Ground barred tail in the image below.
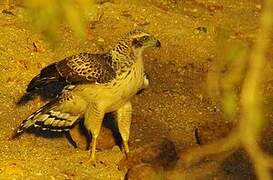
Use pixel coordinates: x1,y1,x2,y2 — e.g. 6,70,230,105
11,102,53,139
11,100,81,139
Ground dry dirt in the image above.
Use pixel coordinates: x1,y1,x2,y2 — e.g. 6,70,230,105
1,0,273,179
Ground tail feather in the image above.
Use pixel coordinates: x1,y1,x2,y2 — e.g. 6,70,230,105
11,101,81,139
11,102,52,139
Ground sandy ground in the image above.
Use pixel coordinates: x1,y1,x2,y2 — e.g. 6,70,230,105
1,0,273,179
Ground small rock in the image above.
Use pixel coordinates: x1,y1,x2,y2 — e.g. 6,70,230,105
255,4,262,10
126,163,163,180
119,138,178,171
96,0,113,4
68,122,116,150
97,126,116,150
121,10,132,17
194,121,234,145
2,161,24,176
97,37,105,44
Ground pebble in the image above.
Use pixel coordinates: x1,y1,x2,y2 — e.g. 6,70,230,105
119,138,178,171
126,163,163,180
255,4,262,9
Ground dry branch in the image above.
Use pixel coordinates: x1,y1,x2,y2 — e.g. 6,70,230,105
183,1,273,179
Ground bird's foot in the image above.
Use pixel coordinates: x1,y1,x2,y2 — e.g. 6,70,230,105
87,148,98,167
123,141,130,156
87,158,97,167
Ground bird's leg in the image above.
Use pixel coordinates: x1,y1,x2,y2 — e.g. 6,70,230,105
90,135,98,162
116,101,132,155
84,103,104,164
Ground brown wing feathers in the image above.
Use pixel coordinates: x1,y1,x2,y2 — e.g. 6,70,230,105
27,63,63,92
17,53,115,105
56,53,116,83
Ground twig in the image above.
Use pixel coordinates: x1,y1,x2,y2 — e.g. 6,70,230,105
182,1,273,179
239,0,273,179
182,131,240,167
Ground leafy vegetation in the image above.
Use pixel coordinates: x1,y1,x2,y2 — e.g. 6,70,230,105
24,0,96,42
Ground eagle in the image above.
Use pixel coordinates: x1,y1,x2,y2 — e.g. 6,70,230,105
12,29,161,163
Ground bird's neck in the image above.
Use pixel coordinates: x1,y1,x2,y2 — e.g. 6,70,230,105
110,44,143,74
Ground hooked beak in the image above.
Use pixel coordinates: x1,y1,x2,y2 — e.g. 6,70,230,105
149,36,161,48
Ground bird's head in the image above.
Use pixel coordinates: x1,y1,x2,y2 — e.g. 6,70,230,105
127,29,161,50
112,29,161,57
